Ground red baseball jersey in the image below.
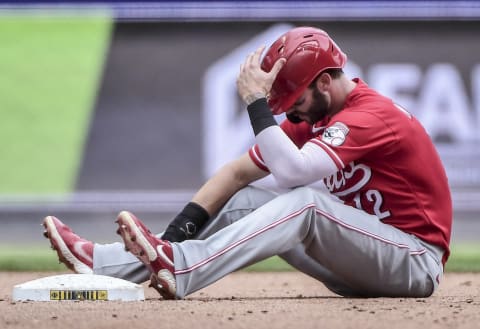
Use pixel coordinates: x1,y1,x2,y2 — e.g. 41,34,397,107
249,79,452,263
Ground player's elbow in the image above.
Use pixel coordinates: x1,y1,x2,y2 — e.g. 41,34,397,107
271,166,308,189
275,176,305,189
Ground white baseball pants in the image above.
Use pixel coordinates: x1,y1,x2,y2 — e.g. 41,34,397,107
93,186,444,298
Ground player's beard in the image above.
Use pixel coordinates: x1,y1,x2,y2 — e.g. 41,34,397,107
304,87,330,125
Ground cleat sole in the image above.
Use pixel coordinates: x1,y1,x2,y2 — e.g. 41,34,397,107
42,216,93,274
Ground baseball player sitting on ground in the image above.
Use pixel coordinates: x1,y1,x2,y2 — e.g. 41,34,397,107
43,26,452,300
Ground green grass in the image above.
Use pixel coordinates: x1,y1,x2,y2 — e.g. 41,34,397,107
244,256,294,272
444,243,480,273
0,16,112,193
0,243,478,273
0,245,65,272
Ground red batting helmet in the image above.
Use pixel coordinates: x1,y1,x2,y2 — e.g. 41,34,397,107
261,27,347,115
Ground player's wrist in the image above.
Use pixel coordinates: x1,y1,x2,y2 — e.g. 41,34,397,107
247,98,277,135
161,202,210,242
244,92,267,105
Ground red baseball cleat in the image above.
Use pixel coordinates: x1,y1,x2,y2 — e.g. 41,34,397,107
115,210,176,299
43,216,94,274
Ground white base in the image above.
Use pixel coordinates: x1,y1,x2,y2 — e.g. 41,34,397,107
12,274,145,302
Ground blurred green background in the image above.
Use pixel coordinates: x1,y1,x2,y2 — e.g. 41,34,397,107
0,17,111,193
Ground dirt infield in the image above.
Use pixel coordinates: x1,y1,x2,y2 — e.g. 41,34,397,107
1,271,479,329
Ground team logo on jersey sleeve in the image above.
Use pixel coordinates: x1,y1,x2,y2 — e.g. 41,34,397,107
322,122,349,146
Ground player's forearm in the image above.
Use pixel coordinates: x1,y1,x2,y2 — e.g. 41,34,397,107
192,154,267,216
191,170,247,216
190,175,239,217
161,153,267,242
247,99,337,188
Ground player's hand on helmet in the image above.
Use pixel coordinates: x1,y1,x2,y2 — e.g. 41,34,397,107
237,46,286,105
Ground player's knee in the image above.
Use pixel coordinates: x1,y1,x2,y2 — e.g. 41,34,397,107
224,186,277,213
287,186,323,202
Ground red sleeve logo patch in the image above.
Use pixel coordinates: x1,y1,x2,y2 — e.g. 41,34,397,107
322,122,349,146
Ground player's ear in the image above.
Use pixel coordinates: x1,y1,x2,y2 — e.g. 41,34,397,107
316,72,332,92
